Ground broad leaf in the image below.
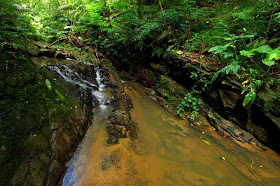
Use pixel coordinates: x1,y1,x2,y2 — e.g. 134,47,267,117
209,43,231,54
243,93,251,106
223,52,234,58
240,49,256,57
243,91,256,106
267,47,280,60
256,45,272,54
262,59,275,66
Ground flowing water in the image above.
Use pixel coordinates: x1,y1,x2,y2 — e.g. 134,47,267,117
59,80,280,186
47,63,112,185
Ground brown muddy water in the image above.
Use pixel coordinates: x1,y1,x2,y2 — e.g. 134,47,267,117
63,82,280,186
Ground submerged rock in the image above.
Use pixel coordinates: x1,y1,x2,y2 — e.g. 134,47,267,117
101,149,121,170
100,61,136,143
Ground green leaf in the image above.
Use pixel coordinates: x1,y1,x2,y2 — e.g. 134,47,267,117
223,52,234,58
176,50,184,55
209,43,231,54
255,80,262,86
240,50,256,58
243,91,257,106
210,72,219,83
243,93,252,106
249,68,257,75
241,84,250,94
223,37,233,41
45,79,52,90
267,47,280,60
267,52,278,60
251,91,256,104
262,59,275,66
274,12,280,19
239,34,255,39
256,45,272,54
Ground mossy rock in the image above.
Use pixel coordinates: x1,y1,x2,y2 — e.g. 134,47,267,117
156,75,187,104
150,63,169,75
257,90,280,115
0,53,86,185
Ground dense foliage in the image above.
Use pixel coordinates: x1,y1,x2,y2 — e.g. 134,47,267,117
1,0,279,132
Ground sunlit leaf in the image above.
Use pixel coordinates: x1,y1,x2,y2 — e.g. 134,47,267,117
262,59,275,66
267,47,280,60
224,37,233,41
219,156,226,160
256,45,272,54
203,139,211,146
242,80,249,86
45,79,52,90
240,49,256,57
176,50,184,55
243,94,251,106
243,91,256,106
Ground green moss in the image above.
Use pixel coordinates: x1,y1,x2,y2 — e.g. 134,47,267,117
156,75,187,105
258,90,280,114
0,52,80,184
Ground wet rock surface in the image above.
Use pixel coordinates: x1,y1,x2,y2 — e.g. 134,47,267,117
204,78,280,153
4,57,102,186
100,61,137,144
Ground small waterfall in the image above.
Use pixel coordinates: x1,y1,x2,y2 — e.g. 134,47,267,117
51,63,111,186
49,65,96,90
92,68,107,110
49,64,107,108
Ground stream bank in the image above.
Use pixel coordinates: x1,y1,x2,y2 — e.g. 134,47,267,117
112,53,280,154
61,81,280,185
0,43,135,185
1,40,279,185
1,53,94,185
